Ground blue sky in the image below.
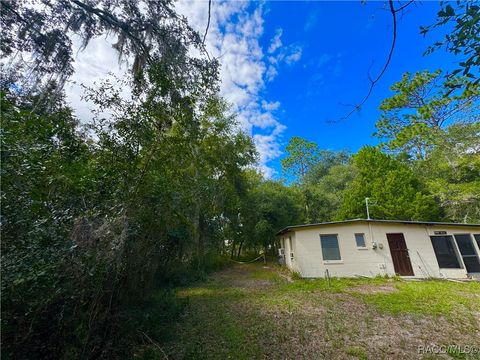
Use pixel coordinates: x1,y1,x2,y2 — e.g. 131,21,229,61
67,1,456,178
258,1,455,177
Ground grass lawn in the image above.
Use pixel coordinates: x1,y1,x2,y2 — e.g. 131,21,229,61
135,263,480,360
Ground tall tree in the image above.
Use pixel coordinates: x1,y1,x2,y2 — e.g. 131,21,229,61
303,150,350,185
1,0,215,88
375,70,479,159
281,136,320,221
338,147,441,221
308,164,356,223
237,175,304,257
281,136,320,180
0,1,248,358
415,122,480,222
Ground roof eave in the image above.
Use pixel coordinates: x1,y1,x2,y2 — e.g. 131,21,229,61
275,218,480,236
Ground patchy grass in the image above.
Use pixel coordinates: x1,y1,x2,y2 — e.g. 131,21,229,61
360,280,480,318
135,263,480,360
346,346,368,360
280,274,392,293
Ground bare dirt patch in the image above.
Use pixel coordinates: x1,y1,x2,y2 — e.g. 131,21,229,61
211,264,276,290
159,263,480,360
350,284,398,294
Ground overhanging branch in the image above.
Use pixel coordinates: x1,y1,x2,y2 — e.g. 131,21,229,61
339,0,415,121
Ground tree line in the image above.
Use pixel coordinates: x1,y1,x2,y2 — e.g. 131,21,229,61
1,1,478,359
281,70,479,225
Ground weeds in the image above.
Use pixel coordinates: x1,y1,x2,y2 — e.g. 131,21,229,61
135,264,480,359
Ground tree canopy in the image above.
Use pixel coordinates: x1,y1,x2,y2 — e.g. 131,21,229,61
1,1,479,359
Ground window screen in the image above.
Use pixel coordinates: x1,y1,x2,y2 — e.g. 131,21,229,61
455,234,476,255
430,235,461,268
454,234,480,273
355,233,366,248
473,234,480,251
320,234,341,261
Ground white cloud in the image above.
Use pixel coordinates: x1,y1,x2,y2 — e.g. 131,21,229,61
285,46,303,65
265,38,303,82
265,65,278,82
268,28,283,54
253,133,283,178
66,35,130,123
65,1,290,178
261,100,281,111
176,0,287,177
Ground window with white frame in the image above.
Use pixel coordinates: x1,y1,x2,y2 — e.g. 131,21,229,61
355,233,366,248
320,234,341,261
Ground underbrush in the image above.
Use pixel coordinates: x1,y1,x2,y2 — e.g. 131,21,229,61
157,254,231,286
129,255,234,359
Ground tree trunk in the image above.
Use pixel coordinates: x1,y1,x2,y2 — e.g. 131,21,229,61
230,239,236,259
193,201,202,271
236,240,244,260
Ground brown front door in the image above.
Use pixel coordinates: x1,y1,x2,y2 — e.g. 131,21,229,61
387,233,414,276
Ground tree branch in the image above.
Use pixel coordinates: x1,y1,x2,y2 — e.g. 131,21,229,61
203,0,212,45
339,0,415,121
394,0,415,14
69,0,152,62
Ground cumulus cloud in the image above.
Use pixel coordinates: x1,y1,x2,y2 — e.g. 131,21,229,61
253,134,283,178
265,65,278,82
261,100,281,111
65,1,294,177
66,35,129,123
265,36,303,82
175,0,288,176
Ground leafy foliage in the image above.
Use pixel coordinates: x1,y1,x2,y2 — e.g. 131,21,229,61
2,1,480,359
0,1,248,358
415,123,480,222
1,0,215,88
421,1,480,83
281,136,320,180
307,163,356,222
1,76,257,358
337,147,441,221
375,70,479,158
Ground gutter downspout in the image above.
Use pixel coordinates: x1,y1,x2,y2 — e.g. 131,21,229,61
367,220,374,248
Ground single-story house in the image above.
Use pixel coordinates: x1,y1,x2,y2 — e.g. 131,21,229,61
276,219,480,279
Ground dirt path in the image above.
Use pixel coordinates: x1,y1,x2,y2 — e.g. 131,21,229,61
149,263,480,360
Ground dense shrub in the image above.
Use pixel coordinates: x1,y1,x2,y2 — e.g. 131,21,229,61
0,81,255,358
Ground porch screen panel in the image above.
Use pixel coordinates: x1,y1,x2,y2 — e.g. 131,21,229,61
455,234,480,273
430,235,461,268
474,234,480,250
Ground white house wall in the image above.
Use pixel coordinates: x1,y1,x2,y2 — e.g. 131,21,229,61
282,222,480,279
282,233,300,272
